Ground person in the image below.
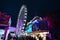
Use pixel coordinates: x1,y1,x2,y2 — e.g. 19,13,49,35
7,33,12,40
37,34,42,40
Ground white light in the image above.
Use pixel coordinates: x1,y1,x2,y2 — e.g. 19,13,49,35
23,24,25,26
27,21,32,25
21,30,24,32
25,32,28,36
9,17,11,27
22,27,24,29
24,13,27,15
35,36,39,40
43,32,49,34
32,35,35,38
43,37,46,40
24,16,27,18
5,30,10,40
25,9,27,12
24,20,26,22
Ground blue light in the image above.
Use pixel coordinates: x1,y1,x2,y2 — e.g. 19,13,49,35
25,23,32,33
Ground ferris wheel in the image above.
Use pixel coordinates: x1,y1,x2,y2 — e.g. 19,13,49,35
16,5,27,35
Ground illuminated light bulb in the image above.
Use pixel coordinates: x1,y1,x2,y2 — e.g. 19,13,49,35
24,16,27,18
22,27,24,29
25,9,27,12
23,20,26,22
24,13,27,15
23,24,25,26
21,30,24,32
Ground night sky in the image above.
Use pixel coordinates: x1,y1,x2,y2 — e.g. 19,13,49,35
0,0,60,27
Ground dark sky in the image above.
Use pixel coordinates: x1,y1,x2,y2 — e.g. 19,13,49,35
0,0,60,27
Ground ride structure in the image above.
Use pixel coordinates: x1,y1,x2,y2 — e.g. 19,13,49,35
16,5,27,37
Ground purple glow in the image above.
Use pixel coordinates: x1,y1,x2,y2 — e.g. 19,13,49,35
47,33,51,39
9,27,16,31
44,16,53,29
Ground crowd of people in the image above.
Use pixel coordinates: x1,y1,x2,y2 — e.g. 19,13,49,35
7,34,51,40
